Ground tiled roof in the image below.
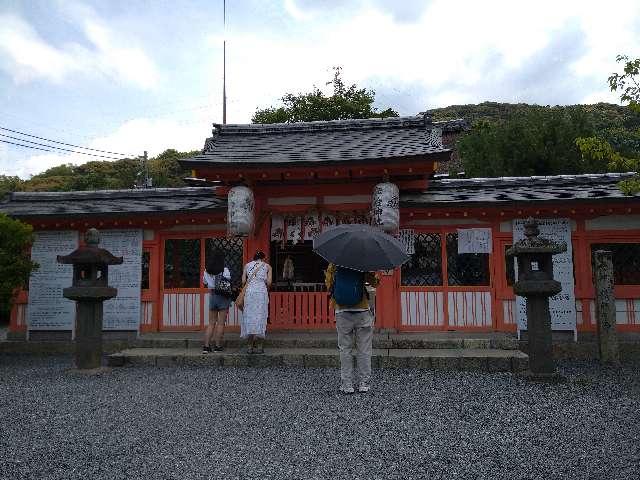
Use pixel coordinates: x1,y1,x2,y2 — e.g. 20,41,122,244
2,173,636,220
401,173,638,207
0,187,224,219
182,115,467,167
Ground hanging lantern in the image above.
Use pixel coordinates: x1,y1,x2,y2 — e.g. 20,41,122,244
227,186,254,237
371,182,399,233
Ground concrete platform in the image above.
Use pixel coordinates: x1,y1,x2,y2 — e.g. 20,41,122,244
107,346,529,372
135,331,520,350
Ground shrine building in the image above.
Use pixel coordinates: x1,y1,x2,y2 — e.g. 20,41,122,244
2,114,640,339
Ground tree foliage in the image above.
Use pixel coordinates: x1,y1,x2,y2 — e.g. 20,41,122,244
0,213,38,316
609,55,640,113
604,54,640,194
457,108,603,177
252,67,399,124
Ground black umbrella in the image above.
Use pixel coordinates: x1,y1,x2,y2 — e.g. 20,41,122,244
313,224,410,272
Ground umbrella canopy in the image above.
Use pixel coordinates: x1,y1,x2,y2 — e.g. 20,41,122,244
313,224,410,272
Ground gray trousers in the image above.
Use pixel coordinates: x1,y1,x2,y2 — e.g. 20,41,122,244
335,310,374,387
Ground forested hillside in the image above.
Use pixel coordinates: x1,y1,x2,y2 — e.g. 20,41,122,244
2,102,640,196
429,102,640,178
1,149,196,196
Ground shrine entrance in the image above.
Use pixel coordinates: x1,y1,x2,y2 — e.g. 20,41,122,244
267,232,335,329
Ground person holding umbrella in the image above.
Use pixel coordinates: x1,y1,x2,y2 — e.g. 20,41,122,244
314,224,409,394
325,264,379,394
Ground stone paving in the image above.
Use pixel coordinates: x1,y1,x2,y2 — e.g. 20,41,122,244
1,355,639,480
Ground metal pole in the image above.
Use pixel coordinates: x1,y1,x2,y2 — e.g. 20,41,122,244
222,0,227,125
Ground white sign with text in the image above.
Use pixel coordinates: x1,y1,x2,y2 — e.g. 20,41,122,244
457,228,492,254
28,230,78,330
100,229,142,330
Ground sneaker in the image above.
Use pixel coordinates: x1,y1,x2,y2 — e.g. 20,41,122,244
213,345,224,352
202,346,212,354
357,382,370,393
339,385,355,394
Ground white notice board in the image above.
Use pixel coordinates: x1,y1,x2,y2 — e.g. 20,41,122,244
28,230,78,330
457,228,492,253
513,219,576,334
100,229,142,330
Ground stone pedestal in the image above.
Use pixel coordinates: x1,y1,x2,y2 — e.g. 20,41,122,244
75,301,104,370
593,250,619,365
526,296,555,375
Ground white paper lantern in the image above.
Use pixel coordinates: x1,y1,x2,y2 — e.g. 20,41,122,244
227,186,254,237
372,182,400,233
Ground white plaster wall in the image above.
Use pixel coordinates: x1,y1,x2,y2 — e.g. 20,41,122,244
586,215,640,230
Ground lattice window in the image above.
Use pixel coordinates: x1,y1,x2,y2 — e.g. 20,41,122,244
591,243,640,285
205,237,244,287
164,239,201,289
446,233,490,286
401,233,443,286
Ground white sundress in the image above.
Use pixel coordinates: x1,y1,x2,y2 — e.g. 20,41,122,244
240,260,269,338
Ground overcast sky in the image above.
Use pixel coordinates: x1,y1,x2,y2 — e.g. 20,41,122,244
1,0,639,178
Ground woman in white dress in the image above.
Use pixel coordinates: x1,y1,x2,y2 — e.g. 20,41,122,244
241,251,272,353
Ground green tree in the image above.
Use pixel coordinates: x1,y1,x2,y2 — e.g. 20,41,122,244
0,175,23,198
592,55,640,195
457,108,600,177
0,213,38,317
609,55,640,113
252,67,399,123
148,149,198,187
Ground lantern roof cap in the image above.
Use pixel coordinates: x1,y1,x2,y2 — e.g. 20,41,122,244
506,218,567,257
57,228,123,266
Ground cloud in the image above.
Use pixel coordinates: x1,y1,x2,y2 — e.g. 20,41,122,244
215,0,640,121
0,12,159,89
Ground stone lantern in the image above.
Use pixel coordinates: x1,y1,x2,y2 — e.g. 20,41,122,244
507,218,566,379
57,228,123,370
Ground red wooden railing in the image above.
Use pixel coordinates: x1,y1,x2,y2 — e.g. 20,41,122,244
269,292,335,329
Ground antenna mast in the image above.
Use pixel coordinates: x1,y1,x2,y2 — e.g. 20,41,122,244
223,0,227,125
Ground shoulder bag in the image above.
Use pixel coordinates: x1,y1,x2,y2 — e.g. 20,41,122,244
213,272,233,298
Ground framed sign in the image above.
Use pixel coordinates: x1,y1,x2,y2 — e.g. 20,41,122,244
28,231,78,330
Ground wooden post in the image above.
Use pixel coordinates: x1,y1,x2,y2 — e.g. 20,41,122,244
593,250,619,364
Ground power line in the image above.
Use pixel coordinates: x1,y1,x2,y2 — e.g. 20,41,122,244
0,138,55,154
0,134,128,160
0,126,134,157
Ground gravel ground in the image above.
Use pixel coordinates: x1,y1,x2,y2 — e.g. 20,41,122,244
0,356,639,480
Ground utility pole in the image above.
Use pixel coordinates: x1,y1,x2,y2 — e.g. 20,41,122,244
135,150,152,189
223,0,227,125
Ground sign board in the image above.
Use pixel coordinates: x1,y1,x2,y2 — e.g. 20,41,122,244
100,229,142,330
513,219,576,332
398,229,415,255
457,228,492,253
28,231,78,330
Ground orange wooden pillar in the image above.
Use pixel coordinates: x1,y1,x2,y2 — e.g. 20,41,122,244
375,269,400,330
245,195,271,264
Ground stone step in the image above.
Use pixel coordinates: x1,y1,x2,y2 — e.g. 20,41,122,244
107,347,528,373
135,334,519,351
